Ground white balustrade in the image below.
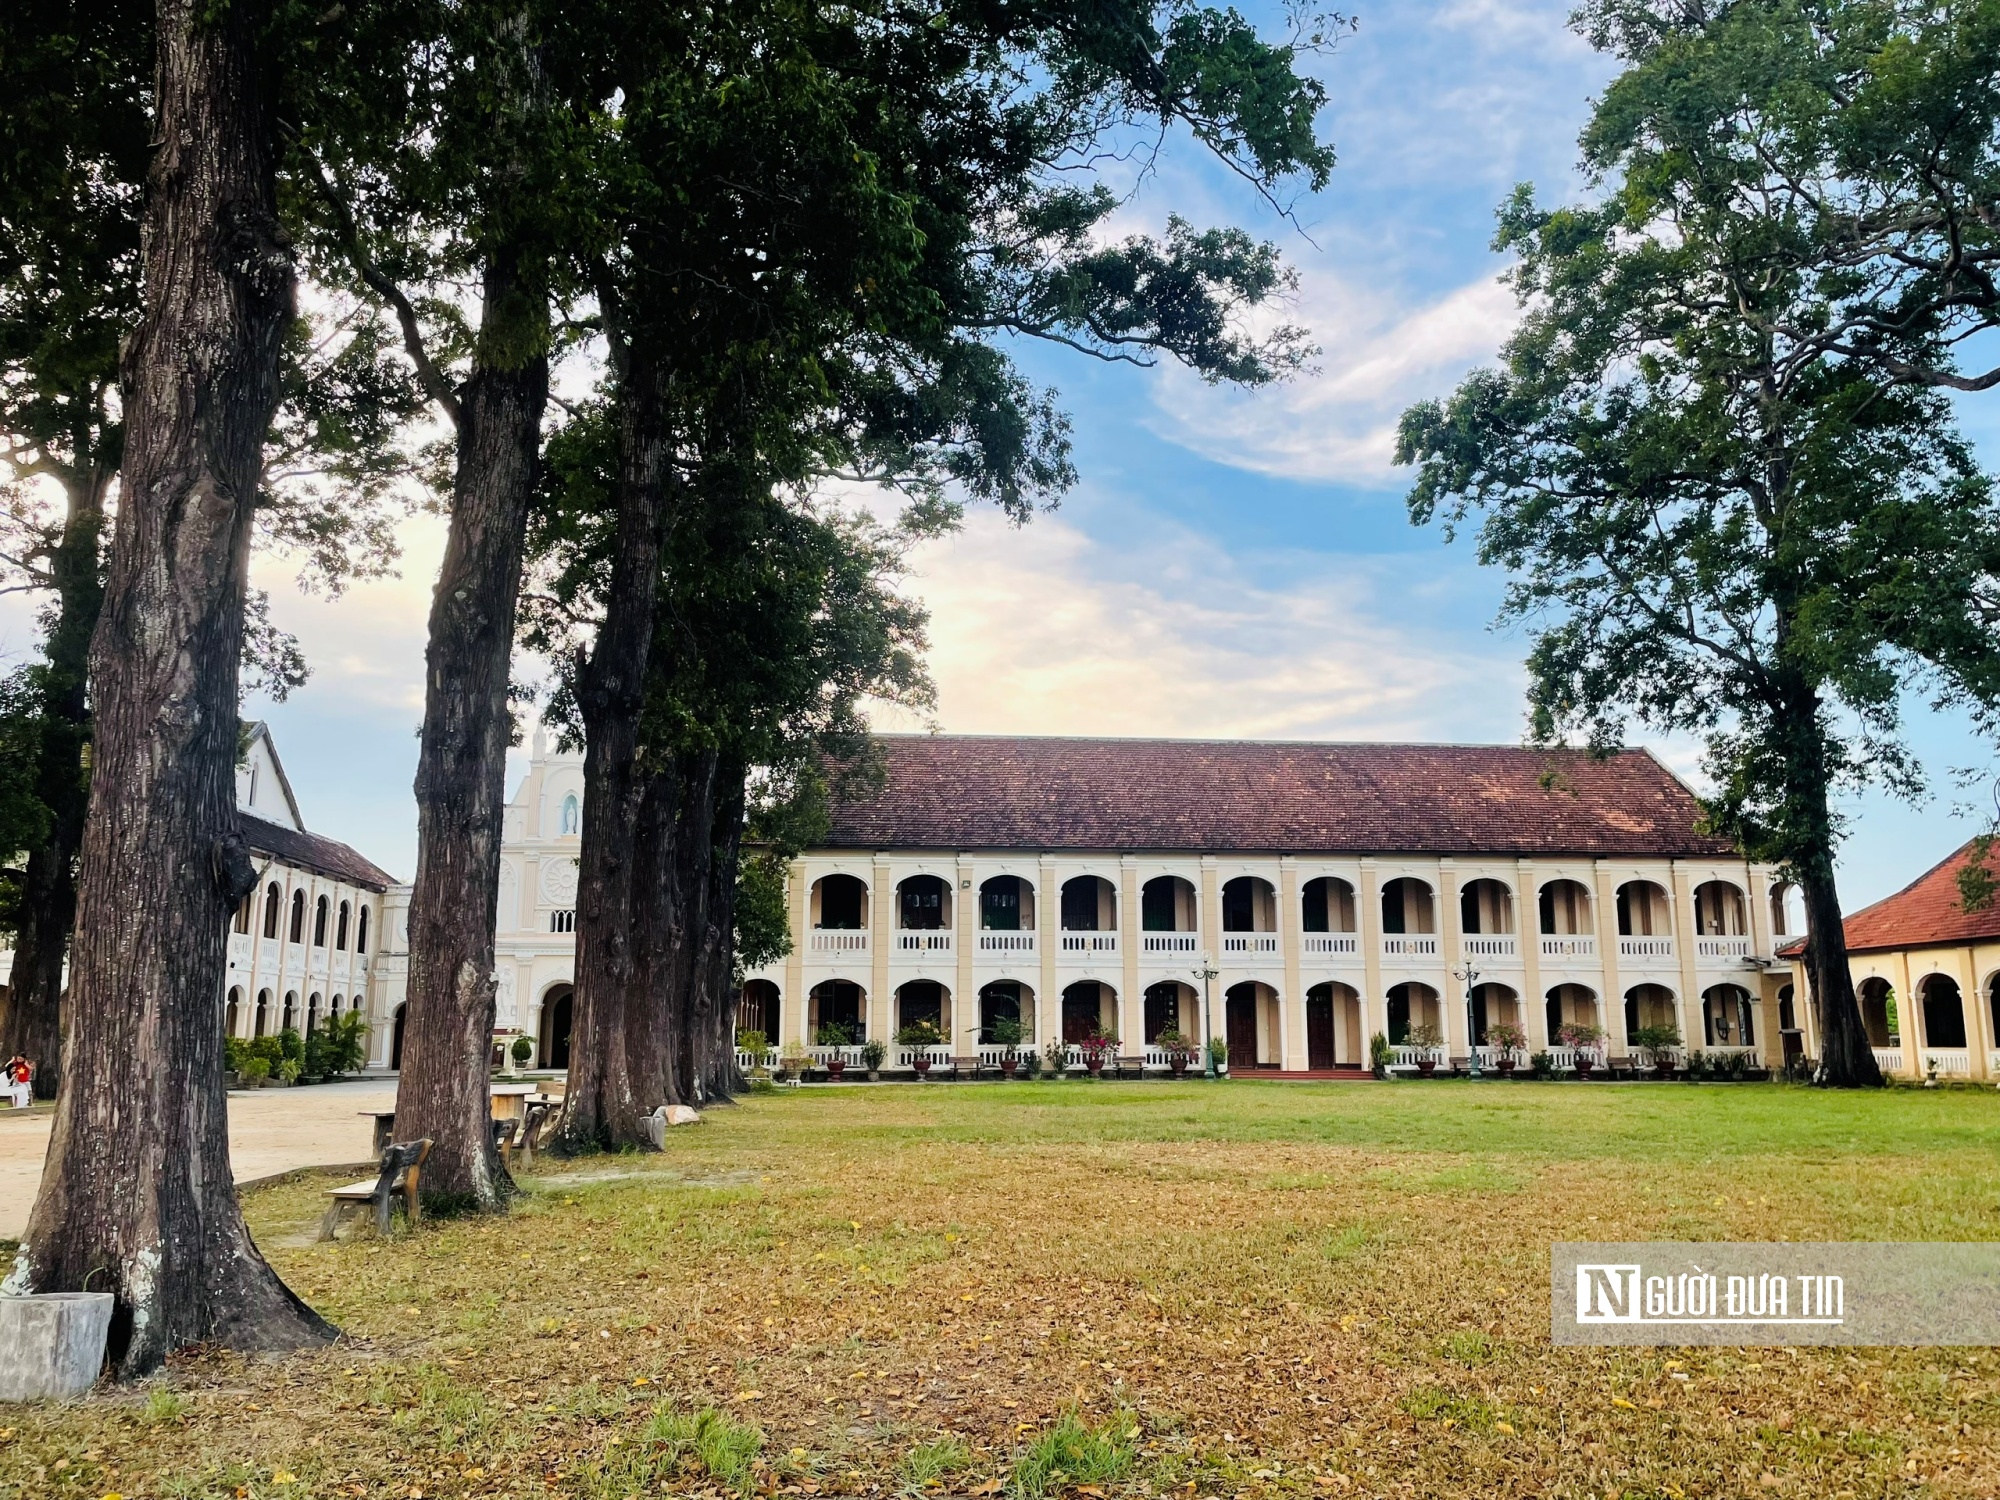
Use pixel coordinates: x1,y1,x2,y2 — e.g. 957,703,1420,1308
978,931,1036,956
1871,1046,1904,1073
810,929,869,955
1924,1049,1971,1077
1618,935,1675,960
1380,934,1440,959
1388,1044,1447,1070
894,1044,954,1070
1141,931,1199,955
1545,1044,1606,1071
1301,933,1359,957
1461,935,1518,959
975,1043,1030,1070
1539,933,1596,960
895,930,953,955
1695,935,1752,960
1059,932,1118,955
1220,933,1280,958
1471,1044,1528,1069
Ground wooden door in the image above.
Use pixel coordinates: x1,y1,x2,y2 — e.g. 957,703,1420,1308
1306,995,1334,1070
1226,988,1258,1069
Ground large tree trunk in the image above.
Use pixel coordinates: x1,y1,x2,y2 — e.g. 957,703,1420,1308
626,757,683,1107
553,355,671,1153
663,749,720,1103
1799,852,1882,1088
692,766,747,1102
7,0,333,1375
393,251,547,1208
0,474,108,1098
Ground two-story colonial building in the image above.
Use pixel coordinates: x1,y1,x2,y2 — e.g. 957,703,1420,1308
498,732,1808,1074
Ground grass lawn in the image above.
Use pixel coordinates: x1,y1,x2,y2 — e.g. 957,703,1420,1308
6,1078,2000,1499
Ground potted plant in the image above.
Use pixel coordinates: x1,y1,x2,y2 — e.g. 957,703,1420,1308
1529,1049,1554,1080
778,1039,809,1083
815,1021,854,1079
1020,1048,1042,1080
736,1028,771,1079
1630,1023,1680,1079
1484,1021,1527,1077
1558,1021,1604,1077
861,1038,887,1081
1077,1026,1119,1077
1407,1021,1444,1077
1369,1030,1393,1080
989,1017,1025,1077
511,1033,535,1070
1043,1037,1070,1078
1155,1027,1197,1078
896,1018,943,1076
1207,1035,1230,1077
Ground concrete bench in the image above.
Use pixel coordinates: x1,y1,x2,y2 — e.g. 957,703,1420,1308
319,1138,432,1241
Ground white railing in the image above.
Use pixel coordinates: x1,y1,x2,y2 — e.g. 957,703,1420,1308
1696,935,1752,960
895,1044,954,1070
1618,935,1675,960
810,930,869,955
1221,933,1280,958
1547,1044,1606,1071
895,930,953,955
1043,1044,1083,1073
1773,932,1804,951
1539,933,1596,959
1059,932,1118,956
1461,935,1518,959
1388,1044,1447,1070
975,1043,1029,1070
1301,933,1359,957
1630,1044,1686,1069
1990,1049,2000,1078
1924,1049,1971,1077
808,1045,867,1069
1471,1045,1528,1069
1380,934,1440,959
735,1048,767,1073
1872,1046,1904,1073
978,931,1036,956
1141,1043,1201,1071
1141,931,1199,955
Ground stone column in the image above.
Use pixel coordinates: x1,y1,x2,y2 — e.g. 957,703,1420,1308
1359,858,1384,1054
1671,861,1702,1062
1199,856,1222,1053
870,855,892,1049
956,855,976,1056
1120,856,1141,1055
1591,861,1622,1057
1518,858,1545,1054
1439,858,1463,1066
783,862,807,1046
1280,855,1304,1071
1038,854,1059,1054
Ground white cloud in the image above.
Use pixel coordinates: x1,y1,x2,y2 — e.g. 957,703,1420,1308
1147,270,1519,483
876,507,1529,743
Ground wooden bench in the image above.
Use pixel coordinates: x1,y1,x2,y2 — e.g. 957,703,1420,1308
319,1139,432,1241
514,1103,550,1168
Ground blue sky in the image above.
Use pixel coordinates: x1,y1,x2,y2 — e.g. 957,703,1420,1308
7,0,1991,905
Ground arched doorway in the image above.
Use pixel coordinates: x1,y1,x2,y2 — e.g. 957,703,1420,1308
225,986,242,1038
809,979,867,1043
1226,981,1278,1069
737,978,781,1040
1701,984,1756,1048
539,985,574,1068
1919,974,1967,1050
1468,981,1519,1046
1306,981,1361,1069
896,979,948,1035
1062,981,1113,1042
1858,977,1895,1046
1143,980,1196,1044
391,1002,408,1069
1545,983,1600,1043
1623,983,1676,1044
978,980,1028,1044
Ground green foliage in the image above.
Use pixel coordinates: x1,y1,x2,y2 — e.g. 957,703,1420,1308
1009,1408,1137,1498
1406,1022,1444,1051
1398,1,2000,910
304,1010,370,1079
1631,1023,1682,1054
510,1034,535,1065
860,1039,887,1071
278,1027,306,1066
735,1030,770,1064
989,1017,1025,1048
239,1057,272,1084
1369,1031,1394,1079
813,1022,854,1049
898,1436,971,1493
894,1019,943,1049
1959,833,1998,914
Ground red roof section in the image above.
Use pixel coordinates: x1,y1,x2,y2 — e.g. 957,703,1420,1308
824,736,1736,856
1790,840,2000,956
243,812,396,892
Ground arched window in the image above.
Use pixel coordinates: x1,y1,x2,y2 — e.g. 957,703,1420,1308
261,882,281,938
281,991,297,1033
1060,875,1116,931
289,888,306,942
1538,879,1593,935
812,874,868,930
254,989,270,1037
1141,876,1197,933
306,992,321,1035
330,993,343,1020
1301,877,1357,932
1380,877,1436,934
1459,878,1516,934
1221,876,1276,932
356,905,370,954
335,900,350,950
313,894,330,947
233,892,252,934
560,793,580,835
225,986,242,1037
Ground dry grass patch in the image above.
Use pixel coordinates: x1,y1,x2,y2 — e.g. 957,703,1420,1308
1,1080,1998,1498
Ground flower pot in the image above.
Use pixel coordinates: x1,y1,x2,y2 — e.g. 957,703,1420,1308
1000,1056,1018,1078
1416,1058,1437,1078
1654,1060,1674,1081
913,1056,931,1077
866,1069,880,1082
1496,1059,1516,1077
827,1057,846,1081
1169,1057,1188,1078
1575,1056,1595,1079
1085,1056,1105,1076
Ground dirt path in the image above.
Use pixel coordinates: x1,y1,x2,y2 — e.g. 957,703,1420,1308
0,1076,395,1238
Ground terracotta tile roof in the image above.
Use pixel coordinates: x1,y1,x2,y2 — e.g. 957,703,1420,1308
1780,840,2000,957
242,812,396,892
823,736,1736,856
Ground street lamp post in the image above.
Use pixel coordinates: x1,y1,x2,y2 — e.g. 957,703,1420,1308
1194,951,1220,1079
1452,961,1483,1080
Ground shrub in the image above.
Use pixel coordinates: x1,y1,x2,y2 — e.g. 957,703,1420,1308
1407,1021,1445,1051
988,1016,1024,1048
278,1057,303,1084
814,1021,854,1048
1021,1048,1043,1078
1043,1038,1070,1076
894,1018,942,1048
1529,1050,1554,1079
510,1034,535,1065
1206,1035,1229,1073
1630,1022,1681,1058
240,1056,272,1082
223,1036,249,1074
1484,1021,1527,1054
278,1026,305,1065
1076,1027,1119,1067
1369,1031,1394,1079
305,1010,370,1078
860,1038,886,1070
1557,1021,1604,1049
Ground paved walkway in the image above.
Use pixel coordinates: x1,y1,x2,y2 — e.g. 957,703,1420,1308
0,1077,395,1238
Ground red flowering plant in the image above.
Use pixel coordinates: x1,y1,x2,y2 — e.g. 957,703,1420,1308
1076,1027,1120,1069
